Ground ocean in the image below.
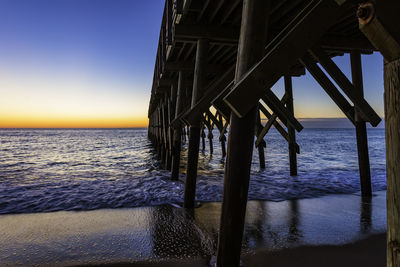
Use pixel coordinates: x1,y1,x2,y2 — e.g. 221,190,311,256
0,128,386,214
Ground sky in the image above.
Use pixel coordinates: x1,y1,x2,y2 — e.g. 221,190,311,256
0,0,385,128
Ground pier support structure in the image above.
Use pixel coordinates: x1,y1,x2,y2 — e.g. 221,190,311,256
183,38,208,209
350,51,371,197
256,113,266,169
171,71,184,180
165,91,172,171
216,0,271,266
357,1,400,265
384,55,400,267
284,75,297,176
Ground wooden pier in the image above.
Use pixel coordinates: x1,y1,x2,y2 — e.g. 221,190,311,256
147,0,400,266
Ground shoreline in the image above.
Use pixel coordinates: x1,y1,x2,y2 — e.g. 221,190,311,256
72,233,386,267
0,191,387,266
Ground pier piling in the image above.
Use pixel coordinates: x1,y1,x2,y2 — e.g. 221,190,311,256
350,51,371,197
216,0,271,265
285,75,298,176
183,38,209,209
171,71,184,180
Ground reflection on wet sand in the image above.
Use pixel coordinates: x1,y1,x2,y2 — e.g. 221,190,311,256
0,191,386,266
360,197,372,234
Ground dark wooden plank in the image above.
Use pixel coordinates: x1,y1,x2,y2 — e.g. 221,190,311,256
255,93,288,147
309,45,381,126
258,103,300,153
205,110,223,132
255,113,277,147
223,0,349,119
358,1,400,62
174,24,240,45
262,89,303,132
300,55,356,125
285,75,298,176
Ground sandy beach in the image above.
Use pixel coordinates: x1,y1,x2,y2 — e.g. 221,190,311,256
0,191,386,266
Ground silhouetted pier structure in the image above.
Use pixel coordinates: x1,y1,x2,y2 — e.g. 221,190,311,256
147,0,400,266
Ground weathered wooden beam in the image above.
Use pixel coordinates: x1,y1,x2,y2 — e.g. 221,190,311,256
258,103,300,154
309,46,381,126
255,93,288,147
158,78,192,89
358,1,400,62
217,0,271,265
285,75,298,176
256,113,277,147
384,57,400,267
174,24,239,45
300,55,356,125
320,34,375,53
164,61,230,73
223,0,350,119
350,51,372,196
261,89,303,132
357,2,400,265
255,112,266,169
205,110,223,132
175,24,375,51
184,39,209,209
171,71,184,180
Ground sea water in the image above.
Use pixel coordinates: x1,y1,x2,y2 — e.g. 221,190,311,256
0,128,386,214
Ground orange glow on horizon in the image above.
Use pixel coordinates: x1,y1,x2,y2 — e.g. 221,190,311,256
0,116,148,128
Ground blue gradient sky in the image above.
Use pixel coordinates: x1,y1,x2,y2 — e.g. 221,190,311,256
0,0,384,127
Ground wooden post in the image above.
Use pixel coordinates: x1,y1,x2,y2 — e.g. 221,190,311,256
158,104,166,164
208,128,213,155
171,71,184,180
284,75,297,176
220,134,226,158
165,92,172,171
384,58,400,267
357,2,400,264
183,38,208,209
219,113,226,158
201,125,206,151
216,0,271,266
256,112,266,169
350,51,371,197
162,95,170,169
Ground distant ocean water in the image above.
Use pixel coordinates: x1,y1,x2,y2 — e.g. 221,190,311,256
0,128,386,214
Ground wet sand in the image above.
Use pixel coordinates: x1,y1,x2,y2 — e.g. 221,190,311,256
75,233,385,266
0,191,386,266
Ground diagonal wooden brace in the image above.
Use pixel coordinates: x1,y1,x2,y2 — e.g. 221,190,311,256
205,110,223,132
258,103,300,154
255,93,289,147
300,55,356,125
309,46,381,126
223,0,349,125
